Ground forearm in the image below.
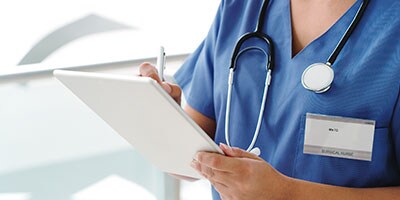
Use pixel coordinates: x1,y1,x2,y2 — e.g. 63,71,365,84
289,178,400,200
184,104,216,139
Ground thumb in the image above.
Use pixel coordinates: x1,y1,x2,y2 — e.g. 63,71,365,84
165,82,182,99
219,143,261,160
161,82,172,93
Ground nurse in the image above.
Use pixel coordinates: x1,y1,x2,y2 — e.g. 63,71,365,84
139,0,400,199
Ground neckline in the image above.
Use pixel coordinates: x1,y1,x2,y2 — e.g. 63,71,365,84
287,0,360,60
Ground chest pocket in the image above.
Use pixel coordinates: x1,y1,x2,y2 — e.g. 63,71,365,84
292,114,400,187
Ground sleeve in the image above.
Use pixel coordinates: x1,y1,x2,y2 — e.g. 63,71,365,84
173,1,225,120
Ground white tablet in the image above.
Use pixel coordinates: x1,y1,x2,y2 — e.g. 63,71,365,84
54,70,222,179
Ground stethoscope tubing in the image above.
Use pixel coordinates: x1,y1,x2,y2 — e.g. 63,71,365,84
224,0,368,154
230,32,273,71
327,0,369,65
225,46,272,152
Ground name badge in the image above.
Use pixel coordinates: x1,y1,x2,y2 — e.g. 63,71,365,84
304,113,375,161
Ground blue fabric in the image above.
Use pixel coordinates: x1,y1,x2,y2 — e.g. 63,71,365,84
174,0,400,199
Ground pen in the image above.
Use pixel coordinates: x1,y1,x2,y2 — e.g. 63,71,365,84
157,46,166,81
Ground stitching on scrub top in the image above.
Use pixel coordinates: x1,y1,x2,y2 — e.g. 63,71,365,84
292,114,306,177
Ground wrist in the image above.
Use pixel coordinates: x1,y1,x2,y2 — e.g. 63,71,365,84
281,177,300,200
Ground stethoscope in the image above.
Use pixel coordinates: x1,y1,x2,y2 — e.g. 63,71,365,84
225,0,369,156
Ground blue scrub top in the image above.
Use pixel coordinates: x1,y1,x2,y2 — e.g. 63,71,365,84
174,0,400,199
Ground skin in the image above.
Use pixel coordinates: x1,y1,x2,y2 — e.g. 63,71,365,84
291,0,359,56
139,0,400,199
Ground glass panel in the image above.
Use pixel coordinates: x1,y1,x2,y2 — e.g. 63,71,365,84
0,0,219,67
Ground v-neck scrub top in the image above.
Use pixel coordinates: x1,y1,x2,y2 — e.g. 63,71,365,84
174,0,400,199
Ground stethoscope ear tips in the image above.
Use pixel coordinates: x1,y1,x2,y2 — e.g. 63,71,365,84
301,63,334,93
250,147,261,156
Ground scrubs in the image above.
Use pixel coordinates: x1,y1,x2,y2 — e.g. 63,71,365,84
174,0,400,199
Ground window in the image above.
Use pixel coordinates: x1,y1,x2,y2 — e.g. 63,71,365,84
0,1,219,199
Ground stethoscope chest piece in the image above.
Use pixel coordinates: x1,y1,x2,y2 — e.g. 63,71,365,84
301,63,334,93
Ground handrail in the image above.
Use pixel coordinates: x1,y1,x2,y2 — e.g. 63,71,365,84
0,53,189,84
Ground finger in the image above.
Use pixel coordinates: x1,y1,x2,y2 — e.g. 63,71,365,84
166,83,182,98
219,195,229,200
191,160,232,183
139,62,161,83
160,82,172,94
220,143,261,160
164,82,182,103
192,159,216,179
210,180,231,200
194,152,241,172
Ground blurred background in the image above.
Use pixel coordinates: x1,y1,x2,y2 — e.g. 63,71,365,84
0,0,219,199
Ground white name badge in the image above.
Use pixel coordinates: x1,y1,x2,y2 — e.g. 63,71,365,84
304,113,375,161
